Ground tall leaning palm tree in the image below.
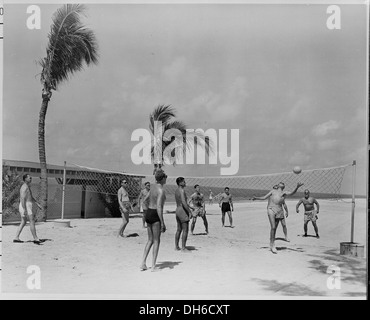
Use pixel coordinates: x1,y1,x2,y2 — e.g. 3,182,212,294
149,105,213,175
38,4,98,220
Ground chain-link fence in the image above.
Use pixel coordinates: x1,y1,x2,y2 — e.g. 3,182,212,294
2,161,354,223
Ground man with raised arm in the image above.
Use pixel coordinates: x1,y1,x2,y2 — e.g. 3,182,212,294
253,182,304,254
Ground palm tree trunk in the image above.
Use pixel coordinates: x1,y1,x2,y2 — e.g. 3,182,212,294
38,91,51,221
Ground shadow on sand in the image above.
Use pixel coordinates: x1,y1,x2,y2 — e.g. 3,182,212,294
126,233,139,238
276,246,305,253
251,278,327,296
307,248,366,288
275,237,291,242
156,261,182,270
184,246,198,251
297,234,319,238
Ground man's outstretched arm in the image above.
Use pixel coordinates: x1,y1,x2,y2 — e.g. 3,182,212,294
252,191,272,201
285,182,304,197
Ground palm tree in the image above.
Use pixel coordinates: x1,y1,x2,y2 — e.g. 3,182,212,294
149,105,213,175
38,4,98,220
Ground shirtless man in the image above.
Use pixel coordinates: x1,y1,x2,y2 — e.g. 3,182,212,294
174,177,193,252
209,190,214,205
138,182,150,228
117,179,133,237
13,174,43,244
140,170,167,272
273,185,289,242
253,182,303,254
219,187,234,228
189,184,209,235
296,189,320,238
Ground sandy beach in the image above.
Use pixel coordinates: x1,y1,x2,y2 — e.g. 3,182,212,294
1,199,366,299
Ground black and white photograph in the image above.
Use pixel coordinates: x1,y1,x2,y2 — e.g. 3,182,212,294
0,0,368,301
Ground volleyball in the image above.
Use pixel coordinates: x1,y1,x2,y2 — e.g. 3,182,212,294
293,166,302,174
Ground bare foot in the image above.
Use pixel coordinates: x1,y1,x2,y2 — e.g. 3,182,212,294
181,248,191,253
285,238,290,242
175,247,181,251
140,264,148,271
151,267,160,272
271,247,277,254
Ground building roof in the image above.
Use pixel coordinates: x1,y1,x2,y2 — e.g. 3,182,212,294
2,159,145,178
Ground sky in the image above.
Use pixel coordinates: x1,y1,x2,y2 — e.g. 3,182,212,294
2,2,368,194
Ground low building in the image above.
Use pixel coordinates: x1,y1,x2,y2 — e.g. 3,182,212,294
2,160,145,223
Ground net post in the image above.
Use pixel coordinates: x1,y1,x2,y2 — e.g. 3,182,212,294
61,161,67,220
350,160,356,243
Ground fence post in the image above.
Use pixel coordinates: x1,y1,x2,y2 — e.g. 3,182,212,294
61,161,67,220
350,160,356,243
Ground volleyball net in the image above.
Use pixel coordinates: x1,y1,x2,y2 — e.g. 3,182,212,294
59,161,355,217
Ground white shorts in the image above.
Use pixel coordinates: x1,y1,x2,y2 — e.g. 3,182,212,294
19,202,33,217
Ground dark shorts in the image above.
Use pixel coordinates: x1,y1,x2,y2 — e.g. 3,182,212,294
145,208,160,225
221,202,231,213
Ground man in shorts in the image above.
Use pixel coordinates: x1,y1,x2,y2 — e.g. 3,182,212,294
137,181,150,228
189,184,209,235
253,181,303,254
175,177,193,252
296,189,320,238
117,179,133,237
219,187,234,228
273,185,290,242
208,190,214,205
13,174,43,244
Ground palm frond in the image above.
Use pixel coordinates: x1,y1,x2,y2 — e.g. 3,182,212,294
149,106,214,167
149,104,176,133
40,4,99,91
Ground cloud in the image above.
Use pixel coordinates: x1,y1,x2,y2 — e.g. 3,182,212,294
286,97,313,121
109,128,129,146
162,56,187,82
189,77,249,122
288,151,311,166
312,120,340,137
317,139,338,150
136,75,151,86
66,147,81,157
